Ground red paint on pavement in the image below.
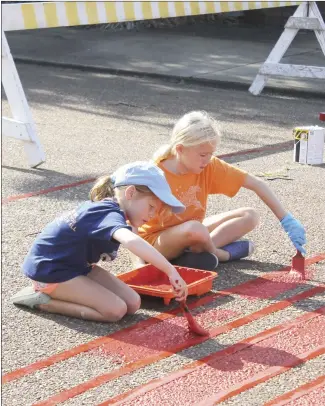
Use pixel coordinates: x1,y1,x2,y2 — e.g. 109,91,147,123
2,142,292,204
229,262,320,301
195,347,325,406
34,287,325,406
286,385,325,406
3,284,238,384
265,375,325,406
1,178,96,204
104,309,325,405
6,255,320,386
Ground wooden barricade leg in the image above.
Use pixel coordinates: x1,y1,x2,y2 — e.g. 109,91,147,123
2,30,45,167
249,1,325,96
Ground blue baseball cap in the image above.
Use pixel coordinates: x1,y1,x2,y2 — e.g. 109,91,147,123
112,161,185,213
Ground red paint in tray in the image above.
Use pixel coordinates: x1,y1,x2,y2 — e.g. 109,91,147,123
118,264,218,305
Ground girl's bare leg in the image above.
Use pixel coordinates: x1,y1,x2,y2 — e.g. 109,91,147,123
153,208,259,263
153,220,229,261
88,265,141,314
38,275,128,322
203,207,259,248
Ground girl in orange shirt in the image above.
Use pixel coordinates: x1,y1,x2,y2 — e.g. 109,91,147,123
137,111,306,270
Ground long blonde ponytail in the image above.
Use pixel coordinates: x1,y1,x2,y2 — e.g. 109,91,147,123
89,175,114,201
152,144,173,164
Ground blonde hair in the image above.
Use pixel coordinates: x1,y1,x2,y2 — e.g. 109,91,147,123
90,175,153,202
153,110,221,163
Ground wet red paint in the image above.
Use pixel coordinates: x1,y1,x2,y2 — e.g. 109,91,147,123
123,265,214,287
45,287,324,406
285,385,325,406
104,309,325,405
265,375,325,406
7,289,325,406
180,302,209,336
79,307,236,364
118,264,217,304
230,265,317,301
3,256,324,405
291,250,305,279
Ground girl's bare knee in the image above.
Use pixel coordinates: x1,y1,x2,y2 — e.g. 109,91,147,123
185,221,209,243
101,301,127,322
244,208,260,229
126,293,141,315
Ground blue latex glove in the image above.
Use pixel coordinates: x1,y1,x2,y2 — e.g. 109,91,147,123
280,213,306,255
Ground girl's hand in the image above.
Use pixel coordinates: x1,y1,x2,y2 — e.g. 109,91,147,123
280,213,306,255
168,268,188,302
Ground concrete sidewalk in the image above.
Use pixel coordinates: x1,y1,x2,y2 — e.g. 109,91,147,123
6,22,325,96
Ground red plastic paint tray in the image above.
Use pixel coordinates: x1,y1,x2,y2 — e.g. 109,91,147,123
118,264,218,305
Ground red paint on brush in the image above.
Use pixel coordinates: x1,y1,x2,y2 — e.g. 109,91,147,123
265,375,325,406
180,302,209,336
105,309,325,405
291,250,306,279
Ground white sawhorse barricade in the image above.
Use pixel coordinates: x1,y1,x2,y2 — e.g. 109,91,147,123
2,30,45,167
250,1,325,94
2,1,324,167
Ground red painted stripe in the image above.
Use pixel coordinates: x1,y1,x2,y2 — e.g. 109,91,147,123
2,142,292,204
33,287,325,406
2,254,324,386
229,255,323,300
264,375,325,406
1,178,96,204
103,308,325,405
217,141,292,159
197,347,325,406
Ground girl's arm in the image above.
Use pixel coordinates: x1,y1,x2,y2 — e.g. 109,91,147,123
243,174,287,220
113,227,188,300
128,226,146,268
243,174,306,254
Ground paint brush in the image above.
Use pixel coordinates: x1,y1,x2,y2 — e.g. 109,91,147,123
180,301,209,336
291,250,305,279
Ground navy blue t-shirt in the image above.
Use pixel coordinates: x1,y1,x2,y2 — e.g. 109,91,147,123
22,199,131,283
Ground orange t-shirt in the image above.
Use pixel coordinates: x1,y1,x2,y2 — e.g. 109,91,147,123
138,157,248,244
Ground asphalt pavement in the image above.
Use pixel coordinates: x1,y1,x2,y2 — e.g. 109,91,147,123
2,21,325,406
6,22,325,96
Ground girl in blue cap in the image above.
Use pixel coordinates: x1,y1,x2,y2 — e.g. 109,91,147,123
12,162,188,322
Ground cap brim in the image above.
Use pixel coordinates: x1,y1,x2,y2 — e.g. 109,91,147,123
149,186,185,214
